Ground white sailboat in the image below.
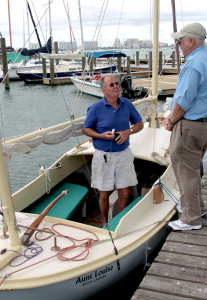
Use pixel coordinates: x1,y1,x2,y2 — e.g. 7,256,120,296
0,1,179,299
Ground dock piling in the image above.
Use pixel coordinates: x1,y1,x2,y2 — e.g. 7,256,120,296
1,38,10,89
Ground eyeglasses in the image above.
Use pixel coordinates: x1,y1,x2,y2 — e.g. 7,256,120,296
105,82,119,88
176,37,190,46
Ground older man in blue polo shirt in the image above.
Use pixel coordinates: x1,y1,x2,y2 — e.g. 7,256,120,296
82,74,143,225
165,23,207,231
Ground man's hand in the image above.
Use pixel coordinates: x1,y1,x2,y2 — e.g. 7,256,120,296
101,131,115,140
165,119,174,131
115,130,129,144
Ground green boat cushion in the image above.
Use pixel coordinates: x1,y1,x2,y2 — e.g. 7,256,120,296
102,195,144,231
24,182,88,220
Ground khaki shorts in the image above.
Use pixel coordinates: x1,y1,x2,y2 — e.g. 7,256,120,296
91,147,138,191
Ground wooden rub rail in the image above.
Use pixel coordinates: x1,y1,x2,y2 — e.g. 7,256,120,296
132,175,207,299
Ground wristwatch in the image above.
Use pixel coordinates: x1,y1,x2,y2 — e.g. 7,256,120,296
130,128,133,134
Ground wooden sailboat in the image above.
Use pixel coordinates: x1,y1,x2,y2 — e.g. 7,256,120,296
0,1,179,299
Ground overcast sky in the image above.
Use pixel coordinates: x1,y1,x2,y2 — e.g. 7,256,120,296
1,0,207,49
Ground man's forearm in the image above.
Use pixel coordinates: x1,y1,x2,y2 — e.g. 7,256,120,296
170,103,185,124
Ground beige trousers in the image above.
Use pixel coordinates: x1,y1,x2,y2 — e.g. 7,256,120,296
170,119,207,225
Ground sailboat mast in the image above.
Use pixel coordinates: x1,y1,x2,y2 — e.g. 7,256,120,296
49,0,53,52
67,2,74,53
27,2,42,48
26,0,30,49
78,0,84,47
23,7,25,47
0,136,21,269
152,0,159,97
7,0,12,47
150,0,159,128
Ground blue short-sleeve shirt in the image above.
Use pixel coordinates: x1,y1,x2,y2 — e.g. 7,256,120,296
83,96,142,152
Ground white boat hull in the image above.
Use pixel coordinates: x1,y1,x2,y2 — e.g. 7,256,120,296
0,224,167,300
71,77,104,98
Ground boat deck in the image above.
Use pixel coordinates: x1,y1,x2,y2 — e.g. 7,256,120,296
83,208,103,228
131,173,207,300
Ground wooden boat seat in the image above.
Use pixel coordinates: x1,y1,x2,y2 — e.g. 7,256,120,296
102,195,144,231
23,182,88,220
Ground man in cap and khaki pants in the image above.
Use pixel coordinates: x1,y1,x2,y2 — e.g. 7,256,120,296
165,23,207,230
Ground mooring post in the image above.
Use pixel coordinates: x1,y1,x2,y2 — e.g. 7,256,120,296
149,51,152,72
127,56,130,74
82,56,86,77
42,58,47,79
117,57,121,73
136,51,140,66
172,50,175,68
89,57,93,77
159,51,163,75
54,41,59,65
50,58,55,85
1,38,10,89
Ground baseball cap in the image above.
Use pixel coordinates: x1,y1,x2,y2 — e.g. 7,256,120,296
171,23,206,40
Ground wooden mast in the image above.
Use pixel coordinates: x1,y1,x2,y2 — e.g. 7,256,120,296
150,0,159,128
7,0,12,47
0,136,22,269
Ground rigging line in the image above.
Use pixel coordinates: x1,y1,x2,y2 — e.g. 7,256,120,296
71,0,109,117
70,0,108,116
115,0,125,47
0,1,54,232
179,0,184,27
92,220,170,247
72,0,110,118
31,0,47,47
62,0,77,44
0,0,54,89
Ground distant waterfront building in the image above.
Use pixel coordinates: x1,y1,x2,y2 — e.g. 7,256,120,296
30,42,39,49
140,40,152,48
113,38,121,48
126,38,139,48
59,41,77,51
132,44,140,49
84,41,98,50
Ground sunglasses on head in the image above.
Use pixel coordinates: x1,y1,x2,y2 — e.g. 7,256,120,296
105,82,119,88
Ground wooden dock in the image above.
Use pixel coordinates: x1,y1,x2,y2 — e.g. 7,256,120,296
131,174,207,300
133,74,178,96
122,64,180,75
43,76,72,85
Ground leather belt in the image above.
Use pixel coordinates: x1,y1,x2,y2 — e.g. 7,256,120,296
182,117,207,122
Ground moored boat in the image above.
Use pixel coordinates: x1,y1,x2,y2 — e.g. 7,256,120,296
0,1,179,299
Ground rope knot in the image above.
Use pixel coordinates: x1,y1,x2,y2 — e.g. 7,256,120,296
84,239,93,248
0,248,7,255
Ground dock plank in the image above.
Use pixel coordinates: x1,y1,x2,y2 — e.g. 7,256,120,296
131,289,194,300
138,276,207,300
131,170,207,300
166,229,207,244
162,241,207,257
155,251,207,270
147,262,207,283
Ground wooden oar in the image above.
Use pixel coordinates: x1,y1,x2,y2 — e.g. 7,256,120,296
20,190,69,245
76,137,92,149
